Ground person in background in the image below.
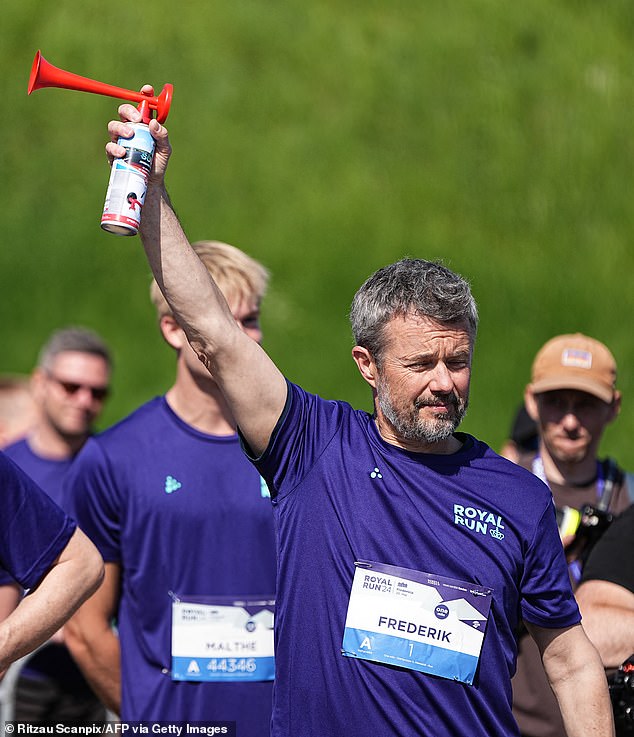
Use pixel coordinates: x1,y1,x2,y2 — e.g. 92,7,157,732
64,242,276,735
576,503,634,666
0,374,37,449
577,507,634,736
499,403,538,464
0,374,38,626
103,100,615,737
512,332,632,737
0,452,103,675
3,327,112,723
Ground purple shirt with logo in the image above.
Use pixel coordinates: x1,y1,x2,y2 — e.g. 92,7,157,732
64,397,276,732
251,381,578,737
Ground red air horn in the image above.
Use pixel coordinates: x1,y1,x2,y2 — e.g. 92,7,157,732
28,50,174,236
27,50,173,123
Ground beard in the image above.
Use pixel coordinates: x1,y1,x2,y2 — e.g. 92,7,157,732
376,376,468,445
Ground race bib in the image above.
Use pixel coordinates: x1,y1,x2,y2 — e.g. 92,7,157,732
171,596,275,682
342,561,492,685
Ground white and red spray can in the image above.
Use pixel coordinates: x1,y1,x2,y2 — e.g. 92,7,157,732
101,121,155,236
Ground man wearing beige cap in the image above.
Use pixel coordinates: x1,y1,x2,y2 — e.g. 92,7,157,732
512,332,633,737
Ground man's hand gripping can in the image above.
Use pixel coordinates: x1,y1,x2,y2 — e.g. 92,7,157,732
101,123,155,236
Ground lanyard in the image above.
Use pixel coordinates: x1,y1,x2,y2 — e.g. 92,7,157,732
531,456,607,585
531,456,605,502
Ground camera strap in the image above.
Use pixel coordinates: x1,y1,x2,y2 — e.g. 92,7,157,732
531,455,621,585
598,458,620,512
531,455,625,511
531,456,606,502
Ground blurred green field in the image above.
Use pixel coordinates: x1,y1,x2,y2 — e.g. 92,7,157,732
2,0,634,462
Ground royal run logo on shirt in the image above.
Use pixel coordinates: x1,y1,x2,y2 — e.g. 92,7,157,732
453,504,505,541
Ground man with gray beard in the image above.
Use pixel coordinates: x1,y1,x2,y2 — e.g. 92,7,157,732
106,102,614,737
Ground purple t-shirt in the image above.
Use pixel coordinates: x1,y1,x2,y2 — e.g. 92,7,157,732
0,451,75,589
4,439,73,507
0,440,74,586
3,439,95,685
251,382,579,737
64,397,276,731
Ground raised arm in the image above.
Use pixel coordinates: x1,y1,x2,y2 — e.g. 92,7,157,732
0,528,103,673
107,99,287,455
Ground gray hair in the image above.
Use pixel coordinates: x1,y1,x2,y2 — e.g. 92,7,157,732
37,327,113,372
349,259,478,362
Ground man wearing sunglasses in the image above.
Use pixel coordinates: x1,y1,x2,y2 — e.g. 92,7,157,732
2,326,112,724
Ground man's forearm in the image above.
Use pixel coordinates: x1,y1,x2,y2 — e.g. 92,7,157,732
552,658,615,737
577,580,634,668
581,606,634,668
0,584,21,622
67,626,121,715
544,632,615,737
530,623,615,737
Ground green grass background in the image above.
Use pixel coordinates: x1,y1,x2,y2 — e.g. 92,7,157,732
2,0,634,462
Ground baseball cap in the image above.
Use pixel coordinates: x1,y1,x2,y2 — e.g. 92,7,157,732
530,333,617,404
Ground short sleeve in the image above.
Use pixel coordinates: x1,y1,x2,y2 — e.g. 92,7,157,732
520,501,580,628
63,438,122,562
0,453,76,589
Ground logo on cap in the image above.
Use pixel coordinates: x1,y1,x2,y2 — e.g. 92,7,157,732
561,348,592,370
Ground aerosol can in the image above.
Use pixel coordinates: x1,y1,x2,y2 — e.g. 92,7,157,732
101,116,155,236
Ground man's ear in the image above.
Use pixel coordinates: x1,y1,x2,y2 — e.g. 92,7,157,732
608,390,622,424
159,315,186,350
30,368,47,404
524,385,540,422
352,346,378,389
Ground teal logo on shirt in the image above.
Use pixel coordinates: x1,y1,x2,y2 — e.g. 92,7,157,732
165,475,182,494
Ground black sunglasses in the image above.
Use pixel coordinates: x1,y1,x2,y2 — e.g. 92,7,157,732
47,373,110,401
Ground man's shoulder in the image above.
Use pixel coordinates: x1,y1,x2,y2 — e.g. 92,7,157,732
465,439,536,475
74,398,166,471
2,437,31,463
285,381,371,431
469,444,553,501
94,396,166,444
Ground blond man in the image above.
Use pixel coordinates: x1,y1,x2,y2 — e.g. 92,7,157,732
64,242,276,735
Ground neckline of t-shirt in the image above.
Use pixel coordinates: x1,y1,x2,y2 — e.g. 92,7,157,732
159,395,241,443
13,438,76,468
364,413,478,465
